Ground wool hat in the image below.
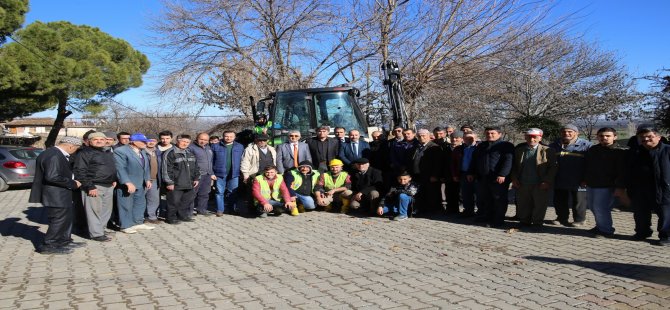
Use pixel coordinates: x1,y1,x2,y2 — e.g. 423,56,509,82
560,124,579,132
298,160,313,167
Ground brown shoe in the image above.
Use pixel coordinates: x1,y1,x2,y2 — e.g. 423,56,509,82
216,212,223,217
144,219,161,224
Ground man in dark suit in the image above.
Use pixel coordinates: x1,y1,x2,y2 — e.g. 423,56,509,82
306,126,339,173
29,136,83,254
275,130,312,174
410,129,444,215
339,129,370,171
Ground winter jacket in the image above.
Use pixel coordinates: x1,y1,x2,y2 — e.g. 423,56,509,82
161,147,199,190
379,181,419,206
73,146,117,191
188,143,214,176
584,144,627,188
240,144,277,180
468,139,514,181
549,138,592,190
350,166,385,195
211,141,244,178
626,143,670,205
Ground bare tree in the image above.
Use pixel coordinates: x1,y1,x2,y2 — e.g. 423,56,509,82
151,0,376,116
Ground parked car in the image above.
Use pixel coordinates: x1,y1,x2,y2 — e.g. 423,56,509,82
0,146,43,192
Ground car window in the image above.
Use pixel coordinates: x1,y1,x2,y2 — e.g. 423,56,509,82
9,149,40,159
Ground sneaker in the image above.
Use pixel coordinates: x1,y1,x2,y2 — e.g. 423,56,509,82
196,211,213,217
121,227,137,234
215,212,223,217
290,207,300,216
392,215,408,221
258,212,268,218
134,224,155,230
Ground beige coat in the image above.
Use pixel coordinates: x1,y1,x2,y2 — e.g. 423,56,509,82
240,144,277,180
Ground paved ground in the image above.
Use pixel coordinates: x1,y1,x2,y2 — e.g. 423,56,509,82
0,188,669,309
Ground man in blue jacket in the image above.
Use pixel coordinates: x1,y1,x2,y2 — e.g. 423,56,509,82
339,129,371,172
627,126,670,246
549,124,592,227
211,130,244,216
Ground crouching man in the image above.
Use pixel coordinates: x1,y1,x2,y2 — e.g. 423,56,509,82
377,172,419,221
251,165,296,217
315,159,352,213
284,160,320,213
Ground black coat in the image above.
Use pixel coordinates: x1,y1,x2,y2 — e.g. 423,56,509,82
351,167,384,195
29,147,78,207
410,141,443,180
468,139,514,181
72,146,117,191
626,143,670,205
306,137,339,167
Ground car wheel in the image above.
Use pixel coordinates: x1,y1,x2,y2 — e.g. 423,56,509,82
0,177,8,192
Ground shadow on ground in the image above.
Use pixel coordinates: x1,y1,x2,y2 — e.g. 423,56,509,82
525,255,670,286
0,217,42,250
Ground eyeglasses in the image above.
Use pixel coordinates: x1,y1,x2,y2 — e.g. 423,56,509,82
289,135,300,137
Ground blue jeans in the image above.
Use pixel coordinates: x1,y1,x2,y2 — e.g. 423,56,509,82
381,193,413,216
215,176,239,213
460,177,477,213
587,187,616,234
294,193,316,210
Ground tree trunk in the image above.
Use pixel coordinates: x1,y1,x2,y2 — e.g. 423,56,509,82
44,96,72,147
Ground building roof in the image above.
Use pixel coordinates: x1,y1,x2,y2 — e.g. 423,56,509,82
4,118,55,127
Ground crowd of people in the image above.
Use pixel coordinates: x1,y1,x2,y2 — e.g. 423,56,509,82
29,123,670,254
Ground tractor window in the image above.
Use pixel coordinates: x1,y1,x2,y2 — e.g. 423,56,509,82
273,92,311,134
314,92,366,135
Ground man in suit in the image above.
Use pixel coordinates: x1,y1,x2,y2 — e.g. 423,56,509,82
410,129,444,215
511,128,557,229
339,129,370,171
306,126,339,173
114,133,154,234
275,130,312,174
29,136,83,254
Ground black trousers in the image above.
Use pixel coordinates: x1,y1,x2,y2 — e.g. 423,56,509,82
167,189,196,221
553,189,587,223
631,189,668,238
477,178,510,226
44,206,73,248
416,178,442,214
445,180,460,213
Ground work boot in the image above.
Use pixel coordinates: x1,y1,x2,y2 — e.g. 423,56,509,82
290,206,300,216
297,204,306,213
340,199,350,214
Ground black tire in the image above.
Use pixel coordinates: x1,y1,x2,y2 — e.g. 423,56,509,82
0,177,8,192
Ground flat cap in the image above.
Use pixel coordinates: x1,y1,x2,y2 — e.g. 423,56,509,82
255,133,270,141
451,131,464,138
526,128,543,136
59,136,83,146
88,132,106,139
353,157,369,164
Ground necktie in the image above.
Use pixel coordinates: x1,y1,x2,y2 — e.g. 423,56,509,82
65,155,70,162
353,143,358,156
293,144,299,167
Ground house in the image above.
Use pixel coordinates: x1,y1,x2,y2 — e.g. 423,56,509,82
2,117,98,138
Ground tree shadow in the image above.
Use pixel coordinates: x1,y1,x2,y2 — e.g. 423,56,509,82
0,217,43,251
525,255,670,286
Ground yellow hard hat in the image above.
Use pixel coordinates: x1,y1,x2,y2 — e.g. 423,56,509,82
328,159,344,167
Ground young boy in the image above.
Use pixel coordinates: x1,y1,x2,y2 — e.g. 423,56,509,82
377,172,419,221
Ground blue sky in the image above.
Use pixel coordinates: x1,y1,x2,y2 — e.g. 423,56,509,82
21,0,670,118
